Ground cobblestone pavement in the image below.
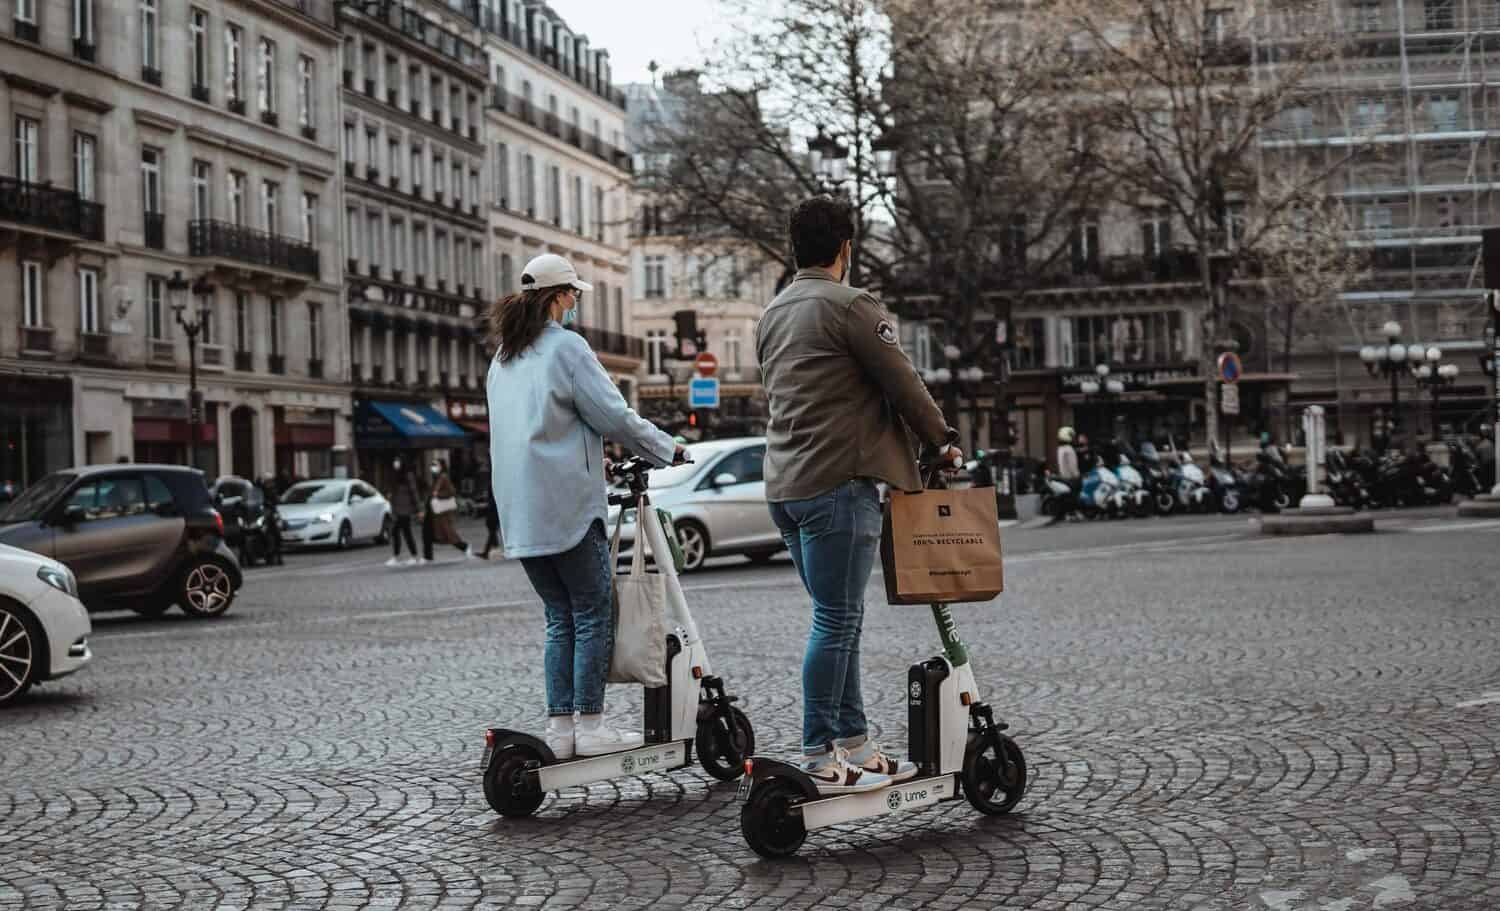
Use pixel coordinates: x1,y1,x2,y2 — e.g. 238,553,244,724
3,512,1499,910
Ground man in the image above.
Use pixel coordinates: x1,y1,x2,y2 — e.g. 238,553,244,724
1056,427,1080,487
756,195,961,794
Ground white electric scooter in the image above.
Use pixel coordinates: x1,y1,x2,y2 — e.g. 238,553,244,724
481,455,755,818
736,435,1027,857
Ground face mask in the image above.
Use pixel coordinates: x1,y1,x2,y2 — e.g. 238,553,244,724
430,466,440,477
561,305,578,327
393,460,402,470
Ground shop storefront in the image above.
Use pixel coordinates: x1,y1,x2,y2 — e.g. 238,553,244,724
131,398,219,476
354,398,471,492
1,372,73,489
445,398,490,494
274,407,338,482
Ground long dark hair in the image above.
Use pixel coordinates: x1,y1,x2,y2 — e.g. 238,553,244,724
488,286,569,363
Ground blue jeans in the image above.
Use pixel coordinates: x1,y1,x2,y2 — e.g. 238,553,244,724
769,479,883,758
520,519,612,716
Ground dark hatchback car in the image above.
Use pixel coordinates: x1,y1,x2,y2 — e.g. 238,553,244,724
0,465,243,618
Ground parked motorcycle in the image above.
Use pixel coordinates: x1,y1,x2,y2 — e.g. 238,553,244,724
211,476,280,568
1112,442,1154,518
1446,438,1484,499
1080,455,1127,519
1165,444,1212,513
1205,444,1243,514
1325,448,1372,509
1247,442,1296,513
1137,441,1179,516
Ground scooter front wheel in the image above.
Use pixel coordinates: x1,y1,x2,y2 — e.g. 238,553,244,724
741,777,807,858
697,706,756,782
483,745,546,818
962,733,1027,816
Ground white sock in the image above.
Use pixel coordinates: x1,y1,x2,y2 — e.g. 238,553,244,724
577,712,603,732
547,715,575,735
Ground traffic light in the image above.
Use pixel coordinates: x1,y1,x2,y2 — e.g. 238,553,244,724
688,411,698,428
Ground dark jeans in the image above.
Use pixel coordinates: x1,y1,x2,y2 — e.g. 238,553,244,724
480,525,500,556
519,519,613,716
769,479,883,758
421,512,467,560
391,515,417,557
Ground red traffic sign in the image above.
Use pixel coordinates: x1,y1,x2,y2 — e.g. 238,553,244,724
1217,352,1243,385
695,352,719,377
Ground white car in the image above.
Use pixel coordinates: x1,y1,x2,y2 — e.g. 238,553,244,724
0,542,92,706
278,479,392,550
607,438,783,572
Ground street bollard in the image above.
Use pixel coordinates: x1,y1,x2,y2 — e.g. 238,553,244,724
1299,405,1335,510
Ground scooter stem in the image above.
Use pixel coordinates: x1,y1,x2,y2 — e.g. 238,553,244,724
930,603,969,667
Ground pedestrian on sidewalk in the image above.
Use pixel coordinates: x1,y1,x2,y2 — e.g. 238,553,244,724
756,194,962,794
486,252,682,760
422,460,473,561
385,458,422,567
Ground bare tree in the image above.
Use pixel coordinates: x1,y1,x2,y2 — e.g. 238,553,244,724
1057,0,1350,445
1256,194,1369,374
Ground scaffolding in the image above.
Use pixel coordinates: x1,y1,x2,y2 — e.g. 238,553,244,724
1259,0,1496,346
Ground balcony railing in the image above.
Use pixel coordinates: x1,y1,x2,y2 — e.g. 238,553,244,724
0,177,105,240
189,219,319,278
14,18,38,42
73,39,96,62
268,354,286,375
192,84,211,103
201,343,226,369
234,350,254,371
150,339,175,362
574,326,646,360
78,332,112,362
19,325,53,354
363,5,486,72
144,212,165,249
308,358,324,379
142,66,163,86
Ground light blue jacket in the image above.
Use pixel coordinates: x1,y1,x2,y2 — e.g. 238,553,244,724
487,322,675,558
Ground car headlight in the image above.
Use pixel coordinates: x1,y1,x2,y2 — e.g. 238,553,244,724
37,564,78,598
315,511,335,524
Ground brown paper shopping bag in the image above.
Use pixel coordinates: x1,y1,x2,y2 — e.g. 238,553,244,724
880,487,1004,605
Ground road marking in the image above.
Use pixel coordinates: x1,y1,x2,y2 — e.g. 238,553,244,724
1454,690,1500,708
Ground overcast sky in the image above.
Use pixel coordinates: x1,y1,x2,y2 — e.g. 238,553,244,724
542,0,732,86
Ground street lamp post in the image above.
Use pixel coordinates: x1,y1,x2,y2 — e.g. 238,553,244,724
1413,350,1459,443
168,270,211,472
1359,320,1425,446
1078,363,1125,439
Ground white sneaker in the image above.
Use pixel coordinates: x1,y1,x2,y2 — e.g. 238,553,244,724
544,729,575,761
465,545,477,559
401,557,418,567
575,724,644,757
803,748,891,794
847,742,919,784
384,557,401,568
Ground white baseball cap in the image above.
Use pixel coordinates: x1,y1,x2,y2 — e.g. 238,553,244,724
519,253,593,292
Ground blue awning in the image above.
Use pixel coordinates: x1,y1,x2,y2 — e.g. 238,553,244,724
355,400,471,449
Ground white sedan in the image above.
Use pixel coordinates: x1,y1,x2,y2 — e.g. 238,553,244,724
607,438,784,572
278,479,392,550
0,543,92,706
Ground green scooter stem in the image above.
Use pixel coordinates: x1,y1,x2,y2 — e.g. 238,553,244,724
930,602,969,667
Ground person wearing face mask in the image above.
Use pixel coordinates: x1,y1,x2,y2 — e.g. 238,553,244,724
486,253,683,759
385,456,422,567
756,195,963,794
421,459,472,562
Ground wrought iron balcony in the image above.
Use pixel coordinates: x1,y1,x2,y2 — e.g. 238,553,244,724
268,354,286,375
73,39,96,62
142,66,162,87
19,325,53,354
78,332,112,362
234,350,254,371
0,177,105,240
309,358,324,379
14,18,38,42
201,343,226,370
192,84,211,103
189,220,320,277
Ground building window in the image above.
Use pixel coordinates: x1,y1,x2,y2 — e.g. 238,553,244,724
196,291,214,345
548,165,561,226
500,253,513,292
1355,97,1387,132
235,294,251,352
593,186,604,241
301,193,317,244
15,117,39,184
1425,0,1454,30
572,175,584,234
452,161,464,204
1065,311,1185,368
74,0,95,45
297,56,315,128
190,9,208,90
645,329,667,375
1427,92,1460,132
192,160,211,221
140,0,158,71
411,146,423,190
262,181,279,234
343,122,356,166
141,147,162,214
268,297,282,356
365,128,379,173
414,225,428,277
1141,208,1171,259
469,169,480,210
1070,212,1100,274
308,303,321,359
21,261,44,327
390,219,404,272
228,171,245,225
724,328,742,374
435,232,449,281
73,133,96,201
433,153,445,196
16,0,35,23
146,275,166,340
1353,1,1382,31
1012,317,1045,370
522,153,536,215
367,213,381,267
388,137,401,180
643,254,666,298
494,142,509,205
225,24,243,102
472,241,483,291
346,207,359,264
613,287,623,335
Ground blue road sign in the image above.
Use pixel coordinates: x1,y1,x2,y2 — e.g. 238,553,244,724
689,376,720,409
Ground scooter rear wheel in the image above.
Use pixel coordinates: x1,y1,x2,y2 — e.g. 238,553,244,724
741,777,807,858
962,734,1027,816
697,706,756,782
483,745,546,818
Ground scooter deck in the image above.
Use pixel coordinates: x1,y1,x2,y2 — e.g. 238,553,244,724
798,773,961,830
535,739,692,792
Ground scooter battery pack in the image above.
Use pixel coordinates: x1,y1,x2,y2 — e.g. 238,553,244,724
908,657,950,778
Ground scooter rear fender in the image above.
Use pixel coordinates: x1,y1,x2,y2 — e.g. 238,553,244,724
484,728,559,769
743,757,821,801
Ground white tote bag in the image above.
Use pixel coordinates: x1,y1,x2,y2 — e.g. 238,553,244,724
607,503,668,687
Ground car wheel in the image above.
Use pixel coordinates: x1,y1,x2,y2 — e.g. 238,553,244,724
674,520,710,573
376,515,392,546
178,559,236,619
337,521,353,550
0,602,39,706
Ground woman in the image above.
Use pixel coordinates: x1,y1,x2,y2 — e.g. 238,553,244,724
477,467,501,560
487,253,679,760
385,457,422,567
422,460,472,561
